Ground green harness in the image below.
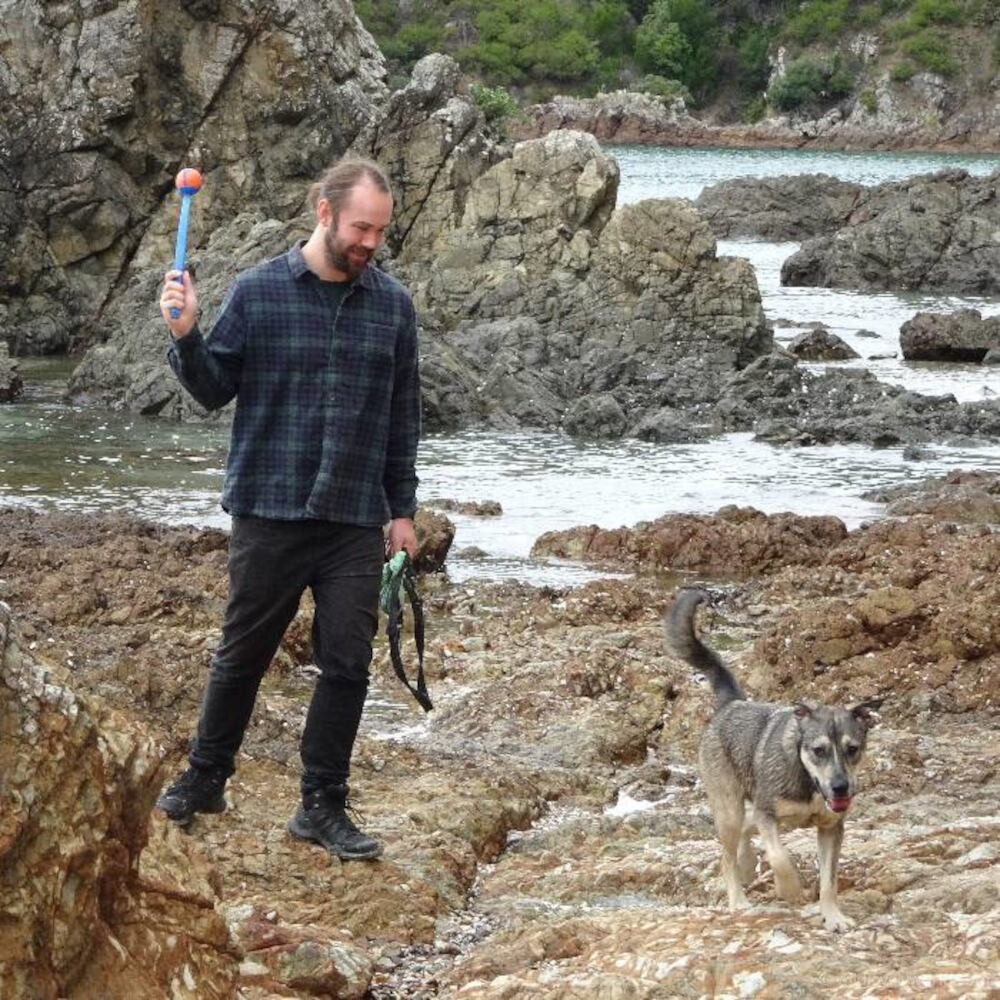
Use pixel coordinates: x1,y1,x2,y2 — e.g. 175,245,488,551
379,551,433,712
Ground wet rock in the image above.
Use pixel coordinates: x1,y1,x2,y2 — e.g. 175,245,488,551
562,392,628,439
0,342,23,402
788,326,860,361
426,499,503,517
899,309,1000,362
531,506,847,576
0,601,239,997
781,169,1000,295
862,468,1000,523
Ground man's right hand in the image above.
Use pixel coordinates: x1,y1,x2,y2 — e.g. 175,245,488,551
160,269,199,338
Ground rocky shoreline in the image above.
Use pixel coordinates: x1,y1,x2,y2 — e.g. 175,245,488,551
507,89,1000,155
2,471,999,997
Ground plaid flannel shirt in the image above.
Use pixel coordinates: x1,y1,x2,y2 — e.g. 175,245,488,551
168,242,420,525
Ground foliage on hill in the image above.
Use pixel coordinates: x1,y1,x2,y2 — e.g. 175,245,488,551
355,0,999,115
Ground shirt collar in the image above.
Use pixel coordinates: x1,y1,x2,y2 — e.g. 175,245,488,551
288,240,377,290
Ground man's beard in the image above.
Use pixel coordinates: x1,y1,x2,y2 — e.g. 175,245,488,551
324,227,371,278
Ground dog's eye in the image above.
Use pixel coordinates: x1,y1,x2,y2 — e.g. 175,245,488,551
845,743,860,758
811,745,829,758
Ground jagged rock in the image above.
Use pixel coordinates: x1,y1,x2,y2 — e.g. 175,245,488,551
0,601,239,998
899,309,1000,362
531,506,847,576
1,0,388,356
426,499,503,516
788,326,860,360
351,53,505,263
0,341,23,401
409,130,772,434
562,392,628,439
781,169,1000,294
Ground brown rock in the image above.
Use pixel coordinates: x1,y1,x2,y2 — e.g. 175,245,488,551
531,506,847,576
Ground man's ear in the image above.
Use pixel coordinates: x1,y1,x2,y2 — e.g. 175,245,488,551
317,197,333,227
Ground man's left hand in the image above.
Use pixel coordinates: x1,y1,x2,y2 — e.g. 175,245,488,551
387,518,418,559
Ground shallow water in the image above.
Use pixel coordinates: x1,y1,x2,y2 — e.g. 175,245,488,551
4,146,1000,585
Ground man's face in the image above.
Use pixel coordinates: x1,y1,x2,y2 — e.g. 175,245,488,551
322,180,393,279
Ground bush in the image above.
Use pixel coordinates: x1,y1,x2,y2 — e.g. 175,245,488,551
903,30,959,74
890,59,917,80
635,0,721,101
859,89,878,113
635,73,692,102
737,26,772,93
742,93,767,122
784,0,850,45
767,57,827,110
909,0,967,25
469,83,520,124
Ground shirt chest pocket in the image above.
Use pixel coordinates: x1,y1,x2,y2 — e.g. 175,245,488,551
333,323,396,387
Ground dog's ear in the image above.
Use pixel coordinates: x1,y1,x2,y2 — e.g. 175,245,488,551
793,703,815,720
851,697,884,726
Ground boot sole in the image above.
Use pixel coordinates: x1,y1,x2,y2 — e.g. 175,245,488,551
156,794,227,826
286,814,383,860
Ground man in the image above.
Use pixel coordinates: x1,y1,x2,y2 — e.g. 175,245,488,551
156,158,420,861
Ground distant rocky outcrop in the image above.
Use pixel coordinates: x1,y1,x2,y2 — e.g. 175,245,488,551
695,175,866,241
0,0,389,357
781,169,1000,294
899,309,1000,362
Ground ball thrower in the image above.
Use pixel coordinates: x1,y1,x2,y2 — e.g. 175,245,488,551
170,167,203,319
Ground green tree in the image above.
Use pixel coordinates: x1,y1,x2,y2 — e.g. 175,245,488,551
635,0,720,100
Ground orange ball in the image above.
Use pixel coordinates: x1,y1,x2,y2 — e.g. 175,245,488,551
175,167,203,194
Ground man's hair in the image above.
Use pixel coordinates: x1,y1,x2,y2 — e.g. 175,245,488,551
308,158,392,219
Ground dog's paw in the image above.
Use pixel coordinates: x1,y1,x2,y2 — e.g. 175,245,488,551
727,890,753,912
821,908,855,933
773,871,803,904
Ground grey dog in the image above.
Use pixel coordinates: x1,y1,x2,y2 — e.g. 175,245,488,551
667,588,882,931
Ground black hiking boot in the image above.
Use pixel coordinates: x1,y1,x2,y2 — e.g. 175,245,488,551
287,786,382,860
156,766,228,825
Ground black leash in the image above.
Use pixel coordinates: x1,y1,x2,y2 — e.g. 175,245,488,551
380,552,433,712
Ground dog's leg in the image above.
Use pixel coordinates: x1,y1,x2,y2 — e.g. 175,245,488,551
713,798,752,911
755,813,802,903
737,813,757,885
817,822,853,932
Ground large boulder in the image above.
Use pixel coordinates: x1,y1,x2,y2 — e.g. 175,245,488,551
0,601,239,997
781,169,1000,294
409,129,772,434
0,0,388,356
899,309,1000,362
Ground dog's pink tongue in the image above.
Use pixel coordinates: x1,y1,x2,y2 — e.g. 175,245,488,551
828,797,852,812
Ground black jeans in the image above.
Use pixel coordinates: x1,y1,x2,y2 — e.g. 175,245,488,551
188,516,383,796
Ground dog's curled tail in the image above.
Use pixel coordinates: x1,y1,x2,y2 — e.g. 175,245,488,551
666,589,745,709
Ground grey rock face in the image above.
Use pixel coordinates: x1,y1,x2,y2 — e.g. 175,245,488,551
1,0,388,356
899,310,1000,362
781,169,1000,294
68,214,309,416
403,130,772,435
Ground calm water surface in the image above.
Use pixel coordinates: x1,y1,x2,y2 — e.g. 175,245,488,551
4,147,1000,584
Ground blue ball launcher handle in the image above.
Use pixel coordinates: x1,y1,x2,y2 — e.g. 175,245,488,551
170,194,192,320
